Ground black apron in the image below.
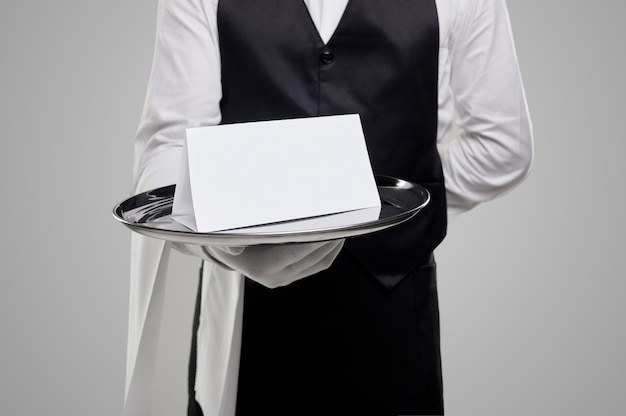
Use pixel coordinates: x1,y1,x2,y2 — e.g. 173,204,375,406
191,1,447,414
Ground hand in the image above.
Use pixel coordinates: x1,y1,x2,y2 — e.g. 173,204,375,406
172,240,344,288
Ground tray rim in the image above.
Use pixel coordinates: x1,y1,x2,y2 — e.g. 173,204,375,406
112,175,429,246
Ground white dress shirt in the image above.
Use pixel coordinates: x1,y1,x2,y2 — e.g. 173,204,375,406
124,0,533,415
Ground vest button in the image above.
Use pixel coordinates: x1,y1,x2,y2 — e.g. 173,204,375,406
320,50,334,64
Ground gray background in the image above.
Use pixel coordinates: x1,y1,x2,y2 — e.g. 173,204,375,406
1,0,624,415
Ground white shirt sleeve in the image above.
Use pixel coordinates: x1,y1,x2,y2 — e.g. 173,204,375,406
437,0,534,216
132,0,221,194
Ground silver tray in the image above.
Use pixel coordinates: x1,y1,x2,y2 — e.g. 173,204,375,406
112,175,429,246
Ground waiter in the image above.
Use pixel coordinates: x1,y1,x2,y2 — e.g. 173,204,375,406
125,0,533,415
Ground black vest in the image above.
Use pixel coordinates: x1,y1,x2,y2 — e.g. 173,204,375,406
217,0,447,287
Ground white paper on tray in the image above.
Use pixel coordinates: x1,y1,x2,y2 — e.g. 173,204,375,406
171,114,381,232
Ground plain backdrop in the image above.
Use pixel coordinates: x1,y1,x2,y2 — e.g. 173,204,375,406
0,1,624,415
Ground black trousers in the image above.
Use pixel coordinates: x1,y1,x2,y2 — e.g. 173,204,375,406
189,251,443,416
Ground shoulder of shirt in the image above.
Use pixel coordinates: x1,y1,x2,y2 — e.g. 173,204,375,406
439,0,503,49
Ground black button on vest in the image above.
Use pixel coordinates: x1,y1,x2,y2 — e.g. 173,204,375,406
217,0,447,287
320,50,334,64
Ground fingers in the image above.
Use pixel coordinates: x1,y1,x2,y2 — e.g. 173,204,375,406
206,240,345,287
173,240,345,288
274,239,345,287
239,240,342,278
215,245,245,256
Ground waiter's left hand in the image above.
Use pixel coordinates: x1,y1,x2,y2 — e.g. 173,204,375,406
172,240,345,288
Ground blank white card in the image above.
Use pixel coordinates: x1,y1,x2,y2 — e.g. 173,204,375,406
171,114,381,232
